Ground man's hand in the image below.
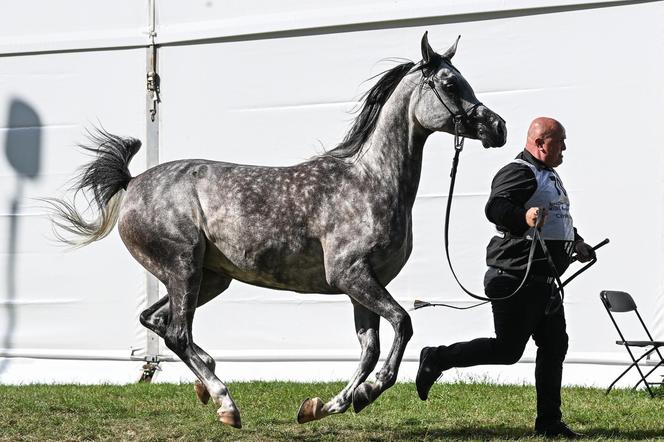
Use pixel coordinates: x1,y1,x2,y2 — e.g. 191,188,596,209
574,241,596,262
525,207,547,228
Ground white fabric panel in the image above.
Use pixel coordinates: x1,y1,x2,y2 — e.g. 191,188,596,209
0,1,146,54
155,0,640,44
0,49,148,375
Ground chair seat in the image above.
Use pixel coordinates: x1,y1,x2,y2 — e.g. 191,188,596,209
616,340,664,347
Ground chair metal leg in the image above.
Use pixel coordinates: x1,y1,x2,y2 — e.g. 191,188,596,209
629,348,661,397
633,378,655,398
606,362,637,395
640,358,664,383
606,348,653,395
632,359,664,397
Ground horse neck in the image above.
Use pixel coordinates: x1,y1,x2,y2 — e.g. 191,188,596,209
356,79,429,209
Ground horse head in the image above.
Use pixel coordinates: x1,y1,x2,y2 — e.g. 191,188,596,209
412,32,507,148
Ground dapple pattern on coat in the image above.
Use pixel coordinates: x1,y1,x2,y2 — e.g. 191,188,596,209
47,33,506,428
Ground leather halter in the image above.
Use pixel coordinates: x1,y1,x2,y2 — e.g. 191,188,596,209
426,78,483,146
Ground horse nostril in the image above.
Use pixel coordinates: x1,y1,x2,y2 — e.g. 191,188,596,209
494,120,506,140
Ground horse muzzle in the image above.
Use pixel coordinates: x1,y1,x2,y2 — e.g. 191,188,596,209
473,107,507,148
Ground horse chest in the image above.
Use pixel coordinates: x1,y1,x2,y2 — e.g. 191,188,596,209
370,218,413,285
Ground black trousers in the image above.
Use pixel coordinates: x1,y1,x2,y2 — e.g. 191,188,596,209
431,267,568,428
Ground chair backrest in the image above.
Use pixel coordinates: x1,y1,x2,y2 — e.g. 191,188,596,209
600,290,637,312
600,290,656,342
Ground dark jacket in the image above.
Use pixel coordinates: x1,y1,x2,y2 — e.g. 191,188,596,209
485,150,582,275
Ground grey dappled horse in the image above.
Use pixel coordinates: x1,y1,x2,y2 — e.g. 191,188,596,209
48,33,506,428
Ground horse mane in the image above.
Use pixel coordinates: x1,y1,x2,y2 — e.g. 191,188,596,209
325,61,419,159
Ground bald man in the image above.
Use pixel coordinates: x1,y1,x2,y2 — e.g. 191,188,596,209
416,117,594,438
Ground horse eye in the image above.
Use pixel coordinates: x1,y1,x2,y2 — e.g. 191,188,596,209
443,79,457,90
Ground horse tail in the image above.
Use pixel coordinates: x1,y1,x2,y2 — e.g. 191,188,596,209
44,129,142,248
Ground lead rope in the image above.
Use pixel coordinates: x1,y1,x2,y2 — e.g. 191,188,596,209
414,117,610,311
442,123,542,305
534,229,565,315
427,80,536,304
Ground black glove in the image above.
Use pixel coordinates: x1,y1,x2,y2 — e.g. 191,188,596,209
574,241,596,263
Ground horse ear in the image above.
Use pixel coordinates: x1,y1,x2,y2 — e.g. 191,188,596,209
442,35,461,60
421,31,437,64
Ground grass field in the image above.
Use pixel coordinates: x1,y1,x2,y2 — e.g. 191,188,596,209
1,381,663,441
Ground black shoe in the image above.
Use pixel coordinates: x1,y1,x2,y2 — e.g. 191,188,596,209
416,346,444,401
535,421,583,439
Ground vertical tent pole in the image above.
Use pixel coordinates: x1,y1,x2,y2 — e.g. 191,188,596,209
144,0,161,368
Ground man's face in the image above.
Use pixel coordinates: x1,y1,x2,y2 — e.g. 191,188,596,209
539,126,566,167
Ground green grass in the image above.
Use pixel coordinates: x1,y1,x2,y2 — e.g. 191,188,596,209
0,382,663,441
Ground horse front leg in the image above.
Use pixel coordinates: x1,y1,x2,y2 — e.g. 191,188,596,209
352,308,412,413
341,261,413,413
297,301,380,423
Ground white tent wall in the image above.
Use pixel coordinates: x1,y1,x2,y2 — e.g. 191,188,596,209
152,0,664,386
1,0,663,387
0,1,151,383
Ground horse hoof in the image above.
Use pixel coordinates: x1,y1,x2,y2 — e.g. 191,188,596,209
217,408,242,429
297,397,328,424
352,382,374,413
194,380,210,405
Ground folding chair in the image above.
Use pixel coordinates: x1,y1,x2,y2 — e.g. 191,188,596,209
600,290,664,397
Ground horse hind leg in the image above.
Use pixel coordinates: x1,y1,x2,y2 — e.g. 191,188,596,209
140,320,217,406
140,269,232,405
297,301,380,423
162,258,241,428
141,298,214,405
191,270,232,404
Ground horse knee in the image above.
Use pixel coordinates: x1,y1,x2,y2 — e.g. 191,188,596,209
404,316,413,341
396,313,413,342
